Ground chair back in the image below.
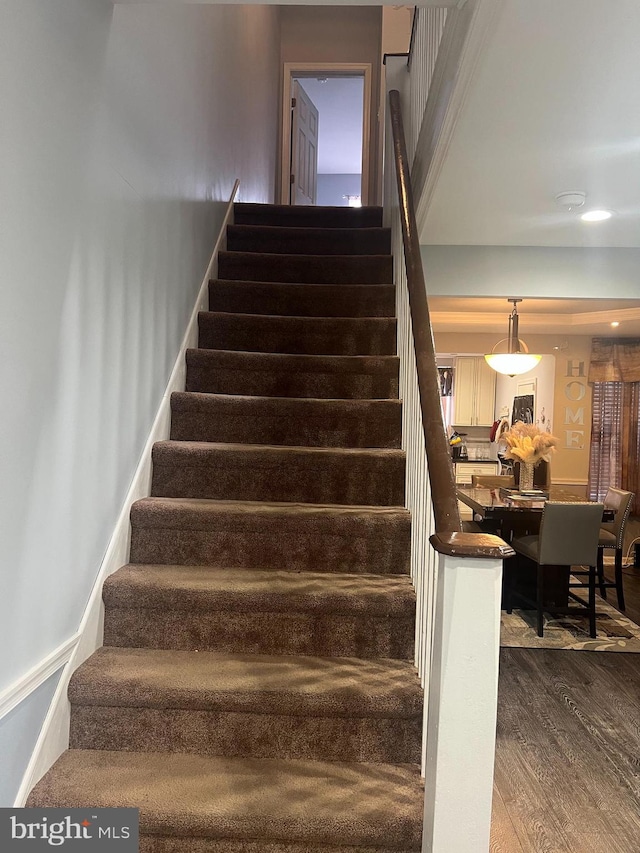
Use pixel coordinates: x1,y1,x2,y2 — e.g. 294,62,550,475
600,487,634,548
471,474,516,488
538,502,604,567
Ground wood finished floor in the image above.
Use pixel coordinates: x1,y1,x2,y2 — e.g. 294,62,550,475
491,528,640,852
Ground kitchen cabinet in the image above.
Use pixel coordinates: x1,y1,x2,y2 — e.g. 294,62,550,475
453,357,496,427
453,461,500,520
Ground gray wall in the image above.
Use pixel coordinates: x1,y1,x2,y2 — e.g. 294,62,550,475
0,0,280,803
420,245,640,298
280,6,383,204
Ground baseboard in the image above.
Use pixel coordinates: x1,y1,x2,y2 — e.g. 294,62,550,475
13,180,240,807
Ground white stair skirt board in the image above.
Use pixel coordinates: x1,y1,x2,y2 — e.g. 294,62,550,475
12,180,240,808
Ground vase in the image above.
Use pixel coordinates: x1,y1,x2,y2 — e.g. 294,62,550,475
519,460,535,491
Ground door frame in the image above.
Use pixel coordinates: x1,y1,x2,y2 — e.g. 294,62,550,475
280,62,373,206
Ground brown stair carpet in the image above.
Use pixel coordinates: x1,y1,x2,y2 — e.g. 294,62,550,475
150,442,405,505
28,203,423,851
233,202,384,228
169,392,402,448
218,251,392,285
208,280,396,318
226,224,391,256
198,312,396,356
69,648,421,763
102,567,415,658
184,350,400,400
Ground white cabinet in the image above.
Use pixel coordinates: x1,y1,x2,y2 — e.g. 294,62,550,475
453,357,496,427
454,461,499,520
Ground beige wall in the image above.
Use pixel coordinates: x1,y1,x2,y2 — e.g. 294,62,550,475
551,337,593,488
280,6,383,204
435,332,594,486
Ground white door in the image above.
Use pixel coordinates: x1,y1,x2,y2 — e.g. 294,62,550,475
291,81,319,206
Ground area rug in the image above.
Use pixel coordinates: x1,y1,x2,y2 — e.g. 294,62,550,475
501,591,640,652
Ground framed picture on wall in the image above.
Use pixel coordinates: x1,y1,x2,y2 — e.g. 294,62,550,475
438,366,453,397
512,393,535,425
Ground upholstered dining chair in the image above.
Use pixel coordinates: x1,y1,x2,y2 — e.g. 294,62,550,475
506,501,604,638
597,487,634,611
471,474,516,489
467,474,516,536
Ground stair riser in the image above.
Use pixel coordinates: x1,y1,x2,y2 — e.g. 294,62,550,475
170,408,402,449
198,314,396,357
226,225,391,256
209,281,395,318
151,453,405,506
104,609,415,659
218,252,393,285
185,364,399,400
129,524,410,574
234,203,383,229
141,837,417,852
70,706,421,764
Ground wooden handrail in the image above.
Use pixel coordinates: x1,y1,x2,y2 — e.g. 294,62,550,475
388,89,461,534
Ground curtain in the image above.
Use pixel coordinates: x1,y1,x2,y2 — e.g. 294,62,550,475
588,383,623,502
588,337,640,514
589,337,640,383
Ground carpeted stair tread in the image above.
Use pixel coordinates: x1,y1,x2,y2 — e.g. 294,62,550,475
185,349,399,399
226,224,391,256
233,202,383,229
198,312,396,357
218,252,392,285
169,392,402,448
27,750,423,849
209,280,395,318
103,566,415,659
104,565,414,615
69,647,422,717
68,648,421,762
128,498,411,574
151,441,405,506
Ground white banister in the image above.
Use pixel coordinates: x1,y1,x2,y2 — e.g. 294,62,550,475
422,549,503,852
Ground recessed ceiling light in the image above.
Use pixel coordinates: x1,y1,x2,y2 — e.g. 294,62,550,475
581,209,613,222
611,321,620,327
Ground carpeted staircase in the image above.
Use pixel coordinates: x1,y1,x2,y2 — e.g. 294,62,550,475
28,203,424,851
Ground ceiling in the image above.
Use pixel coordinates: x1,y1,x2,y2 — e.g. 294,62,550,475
429,297,640,336
295,77,364,174
422,0,640,249
423,0,640,340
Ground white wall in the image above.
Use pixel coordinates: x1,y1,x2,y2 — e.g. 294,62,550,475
0,0,280,805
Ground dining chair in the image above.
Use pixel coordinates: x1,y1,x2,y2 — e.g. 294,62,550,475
467,474,516,536
506,501,604,638
471,474,516,489
597,487,634,611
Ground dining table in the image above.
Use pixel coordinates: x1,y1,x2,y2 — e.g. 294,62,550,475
456,484,615,608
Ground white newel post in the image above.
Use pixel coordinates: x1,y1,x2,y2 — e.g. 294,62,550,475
422,548,503,853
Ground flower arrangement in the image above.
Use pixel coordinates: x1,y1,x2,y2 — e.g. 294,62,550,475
502,422,558,466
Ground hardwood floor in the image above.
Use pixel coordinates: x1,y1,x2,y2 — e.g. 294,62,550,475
492,525,640,852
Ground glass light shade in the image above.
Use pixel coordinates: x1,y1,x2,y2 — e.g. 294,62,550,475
484,352,542,376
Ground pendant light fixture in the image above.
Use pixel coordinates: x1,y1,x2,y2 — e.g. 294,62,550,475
484,299,541,377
